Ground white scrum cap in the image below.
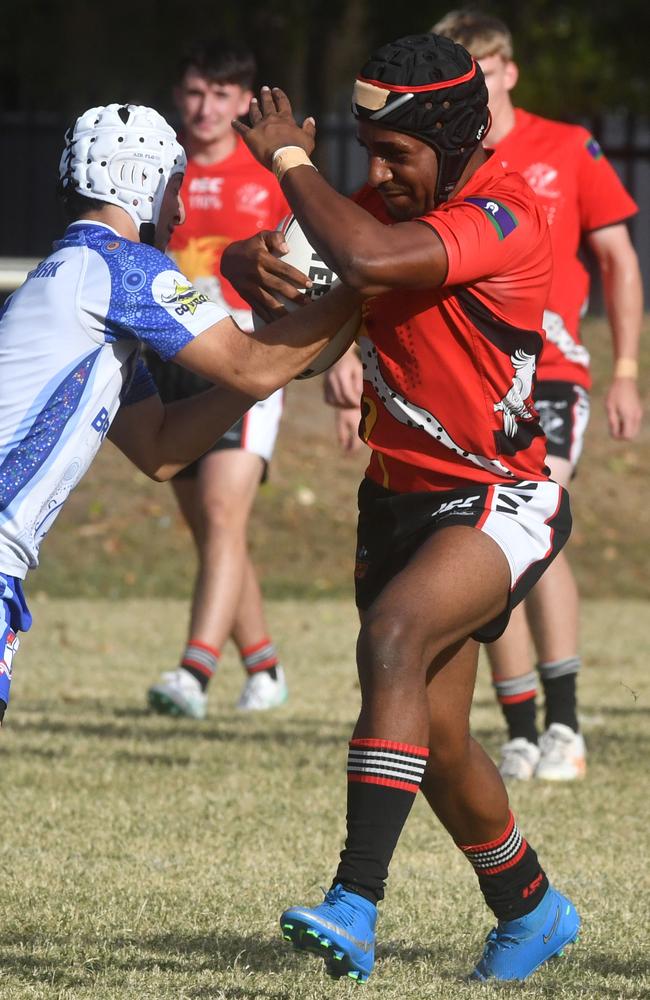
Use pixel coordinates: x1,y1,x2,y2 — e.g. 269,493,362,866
58,103,186,239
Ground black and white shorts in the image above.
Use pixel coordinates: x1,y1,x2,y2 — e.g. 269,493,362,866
146,354,283,480
535,380,590,468
354,477,571,643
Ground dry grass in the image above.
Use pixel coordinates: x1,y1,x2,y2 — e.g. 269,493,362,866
1,596,648,999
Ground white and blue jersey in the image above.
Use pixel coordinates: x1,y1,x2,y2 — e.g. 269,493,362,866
0,220,228,580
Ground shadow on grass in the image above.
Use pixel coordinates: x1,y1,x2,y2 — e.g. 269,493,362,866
10,708,351,751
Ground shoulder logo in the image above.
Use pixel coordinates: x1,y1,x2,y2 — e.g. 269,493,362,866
586,136,603,160
104,240,122,252
464,197,518,239
160,278,209,316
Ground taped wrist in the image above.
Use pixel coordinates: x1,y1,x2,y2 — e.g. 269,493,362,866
614,358,638,379
272,146,317,182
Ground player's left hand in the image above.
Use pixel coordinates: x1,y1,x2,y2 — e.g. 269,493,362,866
605,377,643,439
233,87,316,169
222,230,311,323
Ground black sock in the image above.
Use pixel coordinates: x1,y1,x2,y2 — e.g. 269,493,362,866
538,658,579,732
493,671,538,743
335,738,429,903
459,812,549,920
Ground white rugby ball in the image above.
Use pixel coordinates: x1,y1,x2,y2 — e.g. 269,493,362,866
253,215,360,380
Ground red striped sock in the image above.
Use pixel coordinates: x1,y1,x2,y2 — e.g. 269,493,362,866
241,637,279,679
181,640,219,691
459,812,548,919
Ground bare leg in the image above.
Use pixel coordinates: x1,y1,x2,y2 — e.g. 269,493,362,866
173,449,265,650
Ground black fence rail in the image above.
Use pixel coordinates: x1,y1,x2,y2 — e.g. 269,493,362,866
1,110,649,307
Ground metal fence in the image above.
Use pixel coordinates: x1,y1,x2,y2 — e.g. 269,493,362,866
1,110,649,305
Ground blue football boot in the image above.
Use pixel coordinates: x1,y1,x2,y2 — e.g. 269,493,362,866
471,885,580,981
280,883,377,983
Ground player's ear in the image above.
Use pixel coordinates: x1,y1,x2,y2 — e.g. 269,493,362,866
504,60,519,92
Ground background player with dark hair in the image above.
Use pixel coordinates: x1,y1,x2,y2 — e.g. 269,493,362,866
146,39,291,720
224,33,580,984
432,9,643,781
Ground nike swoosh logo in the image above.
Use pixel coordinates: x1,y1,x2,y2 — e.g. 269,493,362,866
289,909,373,953
543,906,561,943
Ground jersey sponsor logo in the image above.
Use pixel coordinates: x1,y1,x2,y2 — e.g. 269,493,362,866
586,136,603,160
160,278,209,317
28,260,65,279
188,176,224,210
464,197,518,239
92,406,111,440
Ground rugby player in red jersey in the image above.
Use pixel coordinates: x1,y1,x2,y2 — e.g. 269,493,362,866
431,9,643,782
223,33,580,984
146,40,293,721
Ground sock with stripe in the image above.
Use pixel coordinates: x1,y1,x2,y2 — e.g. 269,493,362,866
180,640,219,692
335,738,429,904
241,638,279,681
538,657,580,732
459,811,549,920
493,670,538,744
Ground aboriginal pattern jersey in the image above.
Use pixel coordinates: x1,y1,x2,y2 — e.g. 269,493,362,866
169,138,288,329
492,109,638,389
355,153,553,494
0,221,227,577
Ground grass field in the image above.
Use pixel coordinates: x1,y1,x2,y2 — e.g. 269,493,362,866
2,596,648,999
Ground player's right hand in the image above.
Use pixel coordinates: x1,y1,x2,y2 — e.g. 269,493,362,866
335,407,363,453
324,347,364,408
221,230,312,323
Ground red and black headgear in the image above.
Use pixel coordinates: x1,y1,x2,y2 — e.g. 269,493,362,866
352,34,489,204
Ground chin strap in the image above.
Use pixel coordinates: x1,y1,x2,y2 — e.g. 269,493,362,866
139,222,156,246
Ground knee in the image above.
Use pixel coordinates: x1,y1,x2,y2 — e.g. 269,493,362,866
200,495,248,540
357,609,428,690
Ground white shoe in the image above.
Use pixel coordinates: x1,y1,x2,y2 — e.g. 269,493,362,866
537,723,586,781
147,669,208,720
498,738,541,781
237,666,288,711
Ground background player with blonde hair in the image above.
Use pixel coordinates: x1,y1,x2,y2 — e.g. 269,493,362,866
431,8,643,781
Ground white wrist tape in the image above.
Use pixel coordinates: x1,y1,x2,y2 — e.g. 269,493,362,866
272,146,316,182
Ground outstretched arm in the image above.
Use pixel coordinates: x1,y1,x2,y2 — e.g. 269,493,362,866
587,224,643,440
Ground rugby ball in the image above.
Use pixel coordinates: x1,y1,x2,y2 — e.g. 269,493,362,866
253,215,360,379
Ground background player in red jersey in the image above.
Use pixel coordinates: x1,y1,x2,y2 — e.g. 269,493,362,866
327,10,644,781
147,40,292,719
223,34,580,984
431,9,643,781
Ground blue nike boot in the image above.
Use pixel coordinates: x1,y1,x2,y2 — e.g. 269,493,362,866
280,883,377,983
471,885,580,981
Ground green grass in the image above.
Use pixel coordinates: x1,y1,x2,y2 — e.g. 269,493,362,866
1,596,648,998
27,315,650,602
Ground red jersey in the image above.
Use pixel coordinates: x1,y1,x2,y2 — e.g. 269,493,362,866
491,109,638,388
356,153,553,494
170,138,288,324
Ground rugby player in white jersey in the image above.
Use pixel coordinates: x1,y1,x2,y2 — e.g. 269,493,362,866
0,103,358,723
